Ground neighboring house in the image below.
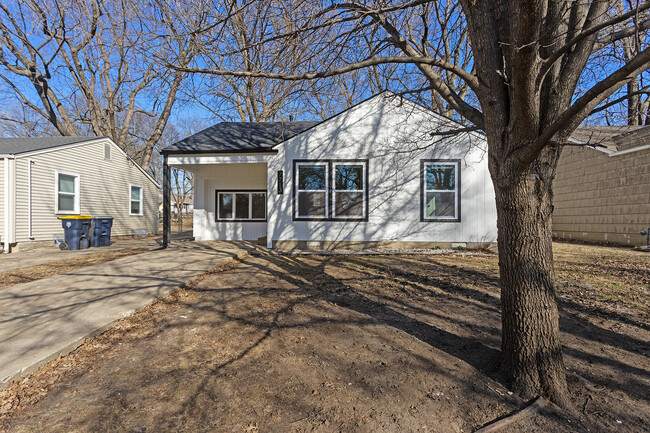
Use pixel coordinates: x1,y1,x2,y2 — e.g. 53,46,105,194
554,126,650,245
162,92,497,249
0,136,160,252
158,198,194,217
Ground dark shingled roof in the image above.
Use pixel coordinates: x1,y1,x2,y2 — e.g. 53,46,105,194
571,126,649,151
162,121,320,154
0,136,104,155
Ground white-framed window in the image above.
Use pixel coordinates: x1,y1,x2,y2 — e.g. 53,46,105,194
130,185,143,216
421,160,460,222
216,191,266,221
332,163,366,218
104,142,111,160
56,172,80,214
295,162,328,219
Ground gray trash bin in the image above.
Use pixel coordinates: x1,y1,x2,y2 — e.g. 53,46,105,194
58,216,92,250
91,216,114,247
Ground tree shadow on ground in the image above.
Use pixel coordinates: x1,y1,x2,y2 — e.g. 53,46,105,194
6,249,647,433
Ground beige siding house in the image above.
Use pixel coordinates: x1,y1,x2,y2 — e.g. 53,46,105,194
1,136,160,252
553,126,650,245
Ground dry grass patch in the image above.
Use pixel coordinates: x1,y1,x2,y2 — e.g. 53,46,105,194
0,248,150,290
0,243,647,433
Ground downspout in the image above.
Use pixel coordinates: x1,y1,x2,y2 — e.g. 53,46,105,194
28,159,33,238
3,156,10,253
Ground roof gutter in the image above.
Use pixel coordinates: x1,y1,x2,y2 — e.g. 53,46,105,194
607,144,650,157
568,140,650,157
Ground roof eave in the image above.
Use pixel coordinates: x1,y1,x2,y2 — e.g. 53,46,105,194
161,148,278,155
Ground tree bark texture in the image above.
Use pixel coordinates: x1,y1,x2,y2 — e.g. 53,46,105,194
493,149,568,405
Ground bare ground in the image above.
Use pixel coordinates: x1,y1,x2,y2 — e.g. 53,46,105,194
0,243,647,432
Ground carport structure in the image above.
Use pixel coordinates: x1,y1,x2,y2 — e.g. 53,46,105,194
160,121,318,248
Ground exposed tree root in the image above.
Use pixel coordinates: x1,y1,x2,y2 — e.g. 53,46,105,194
474,396,547,433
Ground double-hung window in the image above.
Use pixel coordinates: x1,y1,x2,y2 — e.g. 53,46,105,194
296,162,328,218
421,160,460,222
130,185,143,216
56,172,79,214
333,163,365,218
216,191,266,221
294,160,367,220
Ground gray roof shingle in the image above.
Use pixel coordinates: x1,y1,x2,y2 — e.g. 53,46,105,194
571,126,649,151
162,121,320,154
0,136,104,155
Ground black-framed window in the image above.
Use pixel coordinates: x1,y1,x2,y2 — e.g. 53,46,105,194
421,160,460,222
296,162,328,218
293,159,368,221
216,190,266,221
333,164,365,218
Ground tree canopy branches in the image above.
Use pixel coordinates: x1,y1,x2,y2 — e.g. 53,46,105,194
0,0,202,169
166,0,649,151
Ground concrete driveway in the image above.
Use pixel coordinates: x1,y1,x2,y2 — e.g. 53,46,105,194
0,241,254,387
0,237,161,273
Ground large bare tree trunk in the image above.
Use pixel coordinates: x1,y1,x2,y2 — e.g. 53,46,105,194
493,149,569,405
165,0,650,407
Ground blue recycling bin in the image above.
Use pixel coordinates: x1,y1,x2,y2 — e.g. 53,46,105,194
58,216,92,250
91,216,114,247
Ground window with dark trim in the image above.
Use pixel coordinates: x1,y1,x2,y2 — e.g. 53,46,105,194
421,160,460,222
216,190,266,221
293,160,368,221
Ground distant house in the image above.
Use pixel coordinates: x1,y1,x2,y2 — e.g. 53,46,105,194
161,92,497,249
158,198,193,217
554,126,650,245
0,136,160,252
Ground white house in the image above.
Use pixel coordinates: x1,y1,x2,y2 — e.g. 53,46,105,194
0,136,160,252
162,92,497,249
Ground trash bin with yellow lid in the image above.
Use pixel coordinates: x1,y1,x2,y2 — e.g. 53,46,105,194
58,215,92,250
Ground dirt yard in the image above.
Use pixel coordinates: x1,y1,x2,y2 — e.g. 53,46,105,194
0,243,647,432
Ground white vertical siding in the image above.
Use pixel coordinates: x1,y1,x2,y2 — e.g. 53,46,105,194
189,163,267,241
176,94,497,247
13,139,159,243
267,94,497,245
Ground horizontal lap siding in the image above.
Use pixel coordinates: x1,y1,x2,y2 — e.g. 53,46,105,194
14,140,158,242
553,145,650,245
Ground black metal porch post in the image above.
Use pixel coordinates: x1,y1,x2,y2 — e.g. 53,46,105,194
162,154,171,248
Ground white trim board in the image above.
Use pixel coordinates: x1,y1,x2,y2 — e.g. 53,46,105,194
55,171,81,215
129,184,144,216
3,156,10,251
168,154,273,165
